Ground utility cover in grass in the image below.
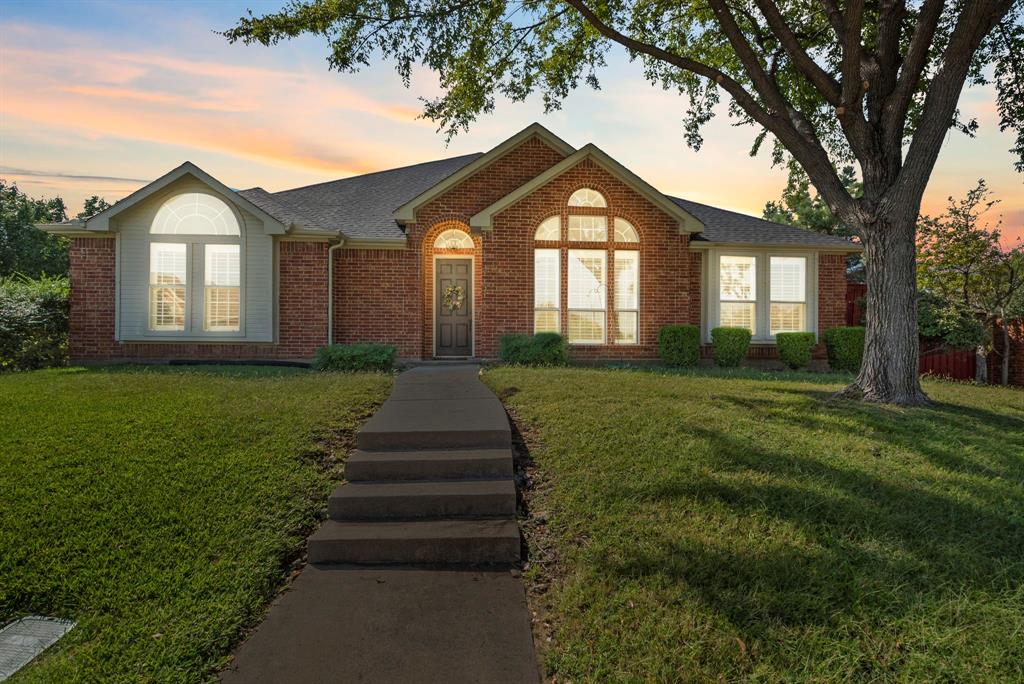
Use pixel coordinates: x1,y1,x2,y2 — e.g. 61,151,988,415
0,617,75,681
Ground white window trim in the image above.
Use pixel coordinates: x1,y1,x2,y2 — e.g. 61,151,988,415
706,247,818,344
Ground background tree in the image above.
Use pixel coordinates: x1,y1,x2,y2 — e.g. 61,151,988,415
77,196,112,221
226,0,1024,404
764,163,860,237
0,180,69,278
917,179,1024,385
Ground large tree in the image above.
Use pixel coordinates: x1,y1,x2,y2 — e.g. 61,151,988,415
0,180,69,278
225,0,1024,404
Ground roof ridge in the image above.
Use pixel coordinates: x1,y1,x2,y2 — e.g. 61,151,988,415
274,152,485,196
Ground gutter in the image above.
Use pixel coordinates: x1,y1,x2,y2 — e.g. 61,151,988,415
327,239,345,345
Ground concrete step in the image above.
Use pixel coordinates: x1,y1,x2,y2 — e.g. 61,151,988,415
329,479,516,520
357,398,511,450
345,448,514,481
308,519,521,564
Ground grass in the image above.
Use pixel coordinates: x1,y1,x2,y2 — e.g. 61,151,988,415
483,367,1024,682
0,365,391,682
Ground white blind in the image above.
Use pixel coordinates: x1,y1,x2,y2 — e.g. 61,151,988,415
150,243,186,285
770,256,806,302
534,249,559,309
720,255,756,301
568,250,606,309
205,244,240,287
614,251,638,309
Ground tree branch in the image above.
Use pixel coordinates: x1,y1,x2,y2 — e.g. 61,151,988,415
752,0,841,104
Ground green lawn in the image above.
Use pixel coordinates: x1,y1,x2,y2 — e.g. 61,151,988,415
0,365,391,682
483,367,1024,682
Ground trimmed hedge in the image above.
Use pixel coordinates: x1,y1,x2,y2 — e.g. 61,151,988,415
776,332,817,370
824,326,866,373
499,332,568,366
312,343,397,372
711,326,752,367
658,325,700,367
0,275,69,372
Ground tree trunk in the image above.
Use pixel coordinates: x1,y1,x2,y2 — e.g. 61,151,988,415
1002,322,1010,386
975,345,989,385
838,214,930,405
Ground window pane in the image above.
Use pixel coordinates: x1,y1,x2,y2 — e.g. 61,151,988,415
205,244,240,331
534,310,559,334
568,188,607,207
614,251,639,310
434,229,474,249
770,256,806,301
614,311,638,344
568,311,604,343
150,243,186,285
720,302,755,332
534,217,560,241
568,250,606,309
567,216,608,242
149,287,185,331
771,303,806,334
152,193,240,235
720,255,756,301
613,218,638,242
534,249,559,309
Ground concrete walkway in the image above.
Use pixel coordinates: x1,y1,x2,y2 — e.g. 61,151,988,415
220,365,539,683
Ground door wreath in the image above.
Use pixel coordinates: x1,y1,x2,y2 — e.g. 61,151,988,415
442,284,466,312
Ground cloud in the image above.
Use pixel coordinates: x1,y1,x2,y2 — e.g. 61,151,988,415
0,167,150,184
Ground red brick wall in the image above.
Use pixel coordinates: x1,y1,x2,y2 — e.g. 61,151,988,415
66,237,329,362
818,254,847,334
333,247,421,358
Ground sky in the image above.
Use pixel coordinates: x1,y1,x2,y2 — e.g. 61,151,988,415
1,0,1021,243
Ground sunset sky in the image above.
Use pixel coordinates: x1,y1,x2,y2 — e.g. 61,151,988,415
2,0,1021,243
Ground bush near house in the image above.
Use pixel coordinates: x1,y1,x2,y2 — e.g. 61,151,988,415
776,332,817,370
312,343,397,372
824,326,866,373
711,326,752,367
0,275,69,372
657,325,700,367
499,332,568,366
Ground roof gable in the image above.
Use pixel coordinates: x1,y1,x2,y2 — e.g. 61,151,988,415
392,123,575,224
83,162,287,234
469,144,705,234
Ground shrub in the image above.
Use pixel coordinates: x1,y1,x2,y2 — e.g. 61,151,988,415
0,275,69,372
658,325,700,367
312,343,397,372
824,326,866,373
499,332,568,366
775,332,817,370
711,326,752,367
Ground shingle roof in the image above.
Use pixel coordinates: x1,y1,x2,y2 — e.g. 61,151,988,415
238,150,859,250
249,153,484,240
671,196,860,249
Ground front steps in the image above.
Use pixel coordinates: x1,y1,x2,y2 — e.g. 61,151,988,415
308,366,520,565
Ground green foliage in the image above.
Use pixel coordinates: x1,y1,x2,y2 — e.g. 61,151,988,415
763,163,861,237
0,180,69,277
499,332,568,366
824,326,866,373
657,324,700,367
918,292,986,350
76,195,112,221
775,332,816,370
710,326,751,367
484,366,1024,681
0,274,70,371
0,366,390,681
312,343,397,372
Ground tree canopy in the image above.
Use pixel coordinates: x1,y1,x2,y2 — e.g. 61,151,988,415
0,181,69,278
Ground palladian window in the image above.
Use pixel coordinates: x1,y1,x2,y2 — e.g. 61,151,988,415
148,192,243,334
532,190,640,345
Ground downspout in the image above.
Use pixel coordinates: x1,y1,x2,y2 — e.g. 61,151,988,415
327,238,345,345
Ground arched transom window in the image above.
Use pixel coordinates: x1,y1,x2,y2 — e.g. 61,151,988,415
148,192,242,335
531,192,640,345
434,228,474,249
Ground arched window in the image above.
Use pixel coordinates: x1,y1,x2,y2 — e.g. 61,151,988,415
534,216,560,241
434,228,474,249
614,218,639,243
532,210,640,345
151,193,240,235
149,193,242,334
568,188,607,208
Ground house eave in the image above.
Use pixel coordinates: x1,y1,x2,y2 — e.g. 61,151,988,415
689,239,862,253
36,221,113,237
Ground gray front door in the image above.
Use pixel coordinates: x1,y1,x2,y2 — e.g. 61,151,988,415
435,259,472,357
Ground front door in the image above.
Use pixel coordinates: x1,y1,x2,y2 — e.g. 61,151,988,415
435,259,472,357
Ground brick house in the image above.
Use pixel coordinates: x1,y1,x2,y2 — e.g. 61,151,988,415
41,124,861,363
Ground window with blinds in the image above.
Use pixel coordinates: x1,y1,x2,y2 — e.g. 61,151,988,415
568,249,606,343
534,248,560,333
719,255,757,333
770,256,807,334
